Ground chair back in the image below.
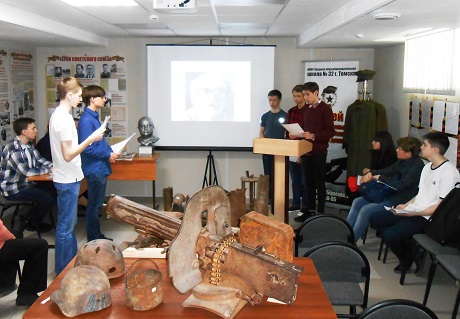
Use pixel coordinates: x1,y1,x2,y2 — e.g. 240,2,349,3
356,299,438,319
305,241,369,283
295,214,355,257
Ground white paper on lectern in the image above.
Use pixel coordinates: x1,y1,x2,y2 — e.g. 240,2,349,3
111,132,136,153
281,123,304,137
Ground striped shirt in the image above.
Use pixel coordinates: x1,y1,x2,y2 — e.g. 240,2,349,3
0,136,52,196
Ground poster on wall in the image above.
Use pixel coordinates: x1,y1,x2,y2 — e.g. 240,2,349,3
304,60,359,206
44,54,128,144
0,49,35,147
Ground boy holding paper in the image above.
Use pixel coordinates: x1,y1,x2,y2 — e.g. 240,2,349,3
78,85,120,242
286,84,308,212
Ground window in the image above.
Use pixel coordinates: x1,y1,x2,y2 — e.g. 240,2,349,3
403,29,455,95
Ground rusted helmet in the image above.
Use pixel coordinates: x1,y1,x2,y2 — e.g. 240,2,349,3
51,265,112,317
172,193,185,206
74,239,126,279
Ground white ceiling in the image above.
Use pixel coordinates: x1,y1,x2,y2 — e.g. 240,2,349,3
0,0,459,48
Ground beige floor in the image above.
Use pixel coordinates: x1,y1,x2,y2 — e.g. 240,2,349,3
1,199,458,319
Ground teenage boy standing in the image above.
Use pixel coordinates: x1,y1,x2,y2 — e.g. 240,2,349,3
293,82,335,222
259,89,287,209
79,85,119,242
287,84,308,212
50,77,104,275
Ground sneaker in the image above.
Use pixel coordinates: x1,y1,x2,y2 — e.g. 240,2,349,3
293,210,315,223
0,284,17,298
16,294,39,308
288,205,300,211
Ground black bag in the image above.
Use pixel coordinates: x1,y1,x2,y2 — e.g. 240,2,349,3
425,183,460,247
358,180,392,203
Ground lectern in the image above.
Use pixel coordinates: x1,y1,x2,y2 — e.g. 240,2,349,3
253,138,312,223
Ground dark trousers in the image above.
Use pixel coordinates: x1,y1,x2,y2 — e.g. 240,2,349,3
301,153,327,214
289,160,308,208
370,210,428,266
6,184,57,227
0,235,48,295
262,154,274,204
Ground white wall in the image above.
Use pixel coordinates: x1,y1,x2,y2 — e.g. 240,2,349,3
35,37,374,199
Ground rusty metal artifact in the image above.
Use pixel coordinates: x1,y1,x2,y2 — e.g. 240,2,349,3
74,239,126,279
51,265,112,317
106,186,302,319
169,185,303,319
125,259,163,311
239,211,295,262
105,194,182,244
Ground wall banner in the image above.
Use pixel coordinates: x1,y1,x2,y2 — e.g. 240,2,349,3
304,60,359,206
44,54,128,144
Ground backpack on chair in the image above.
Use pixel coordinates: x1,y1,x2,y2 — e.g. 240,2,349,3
424,183,460,248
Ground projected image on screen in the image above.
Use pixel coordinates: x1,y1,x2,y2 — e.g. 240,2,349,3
147,45,274,150
171,61,250,122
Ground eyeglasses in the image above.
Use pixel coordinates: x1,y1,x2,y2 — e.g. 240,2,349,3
94,93,108,99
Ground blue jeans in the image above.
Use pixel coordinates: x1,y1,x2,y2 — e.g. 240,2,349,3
346,196,393,242
54,181,80,276
86,174,108,242
289,161,308,208
6,185,56,227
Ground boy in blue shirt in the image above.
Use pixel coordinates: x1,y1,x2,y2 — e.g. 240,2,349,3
78,85,119,242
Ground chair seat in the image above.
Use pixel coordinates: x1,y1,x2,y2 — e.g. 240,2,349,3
323,282,365,305
413,234,459,256
436,255,460,280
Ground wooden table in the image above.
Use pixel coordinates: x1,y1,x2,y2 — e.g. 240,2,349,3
28,153,160,208
24,257,336,319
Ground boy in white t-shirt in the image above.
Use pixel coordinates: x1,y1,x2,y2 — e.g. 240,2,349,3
49,77,104,275
370,131,460,274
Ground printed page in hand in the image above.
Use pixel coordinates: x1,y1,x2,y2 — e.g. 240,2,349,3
111,132,136,153
281,123,304,137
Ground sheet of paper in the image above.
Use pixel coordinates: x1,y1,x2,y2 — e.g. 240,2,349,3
432,100,445,132
282,123,304,137
376,180,397,191
111,132,136,153
410,97,420,127
420,98,432,128
445,101,460,135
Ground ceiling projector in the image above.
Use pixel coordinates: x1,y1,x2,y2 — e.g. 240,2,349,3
153,0,197,13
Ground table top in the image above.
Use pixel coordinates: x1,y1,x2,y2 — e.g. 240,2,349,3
27,153,160,182
24,257,336,319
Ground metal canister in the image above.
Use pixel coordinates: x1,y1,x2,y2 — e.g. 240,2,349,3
125,259,163,311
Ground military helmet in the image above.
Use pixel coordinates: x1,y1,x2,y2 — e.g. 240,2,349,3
51,265,112,317
74,239,126,279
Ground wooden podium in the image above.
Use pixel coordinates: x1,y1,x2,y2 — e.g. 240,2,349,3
253,138,312,223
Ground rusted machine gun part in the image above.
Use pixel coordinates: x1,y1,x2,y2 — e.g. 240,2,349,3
169,186,232,293
105,194,182,241
221,242,302,305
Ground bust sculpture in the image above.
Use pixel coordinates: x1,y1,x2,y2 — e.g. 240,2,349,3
137,116,159,146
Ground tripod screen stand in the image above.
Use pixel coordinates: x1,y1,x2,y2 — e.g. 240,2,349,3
202,150,218,188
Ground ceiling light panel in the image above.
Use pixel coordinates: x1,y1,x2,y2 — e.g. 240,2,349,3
58,0,138,6
213,0,285,5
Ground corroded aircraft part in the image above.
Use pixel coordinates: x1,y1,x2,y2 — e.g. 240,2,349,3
105,195,182,241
